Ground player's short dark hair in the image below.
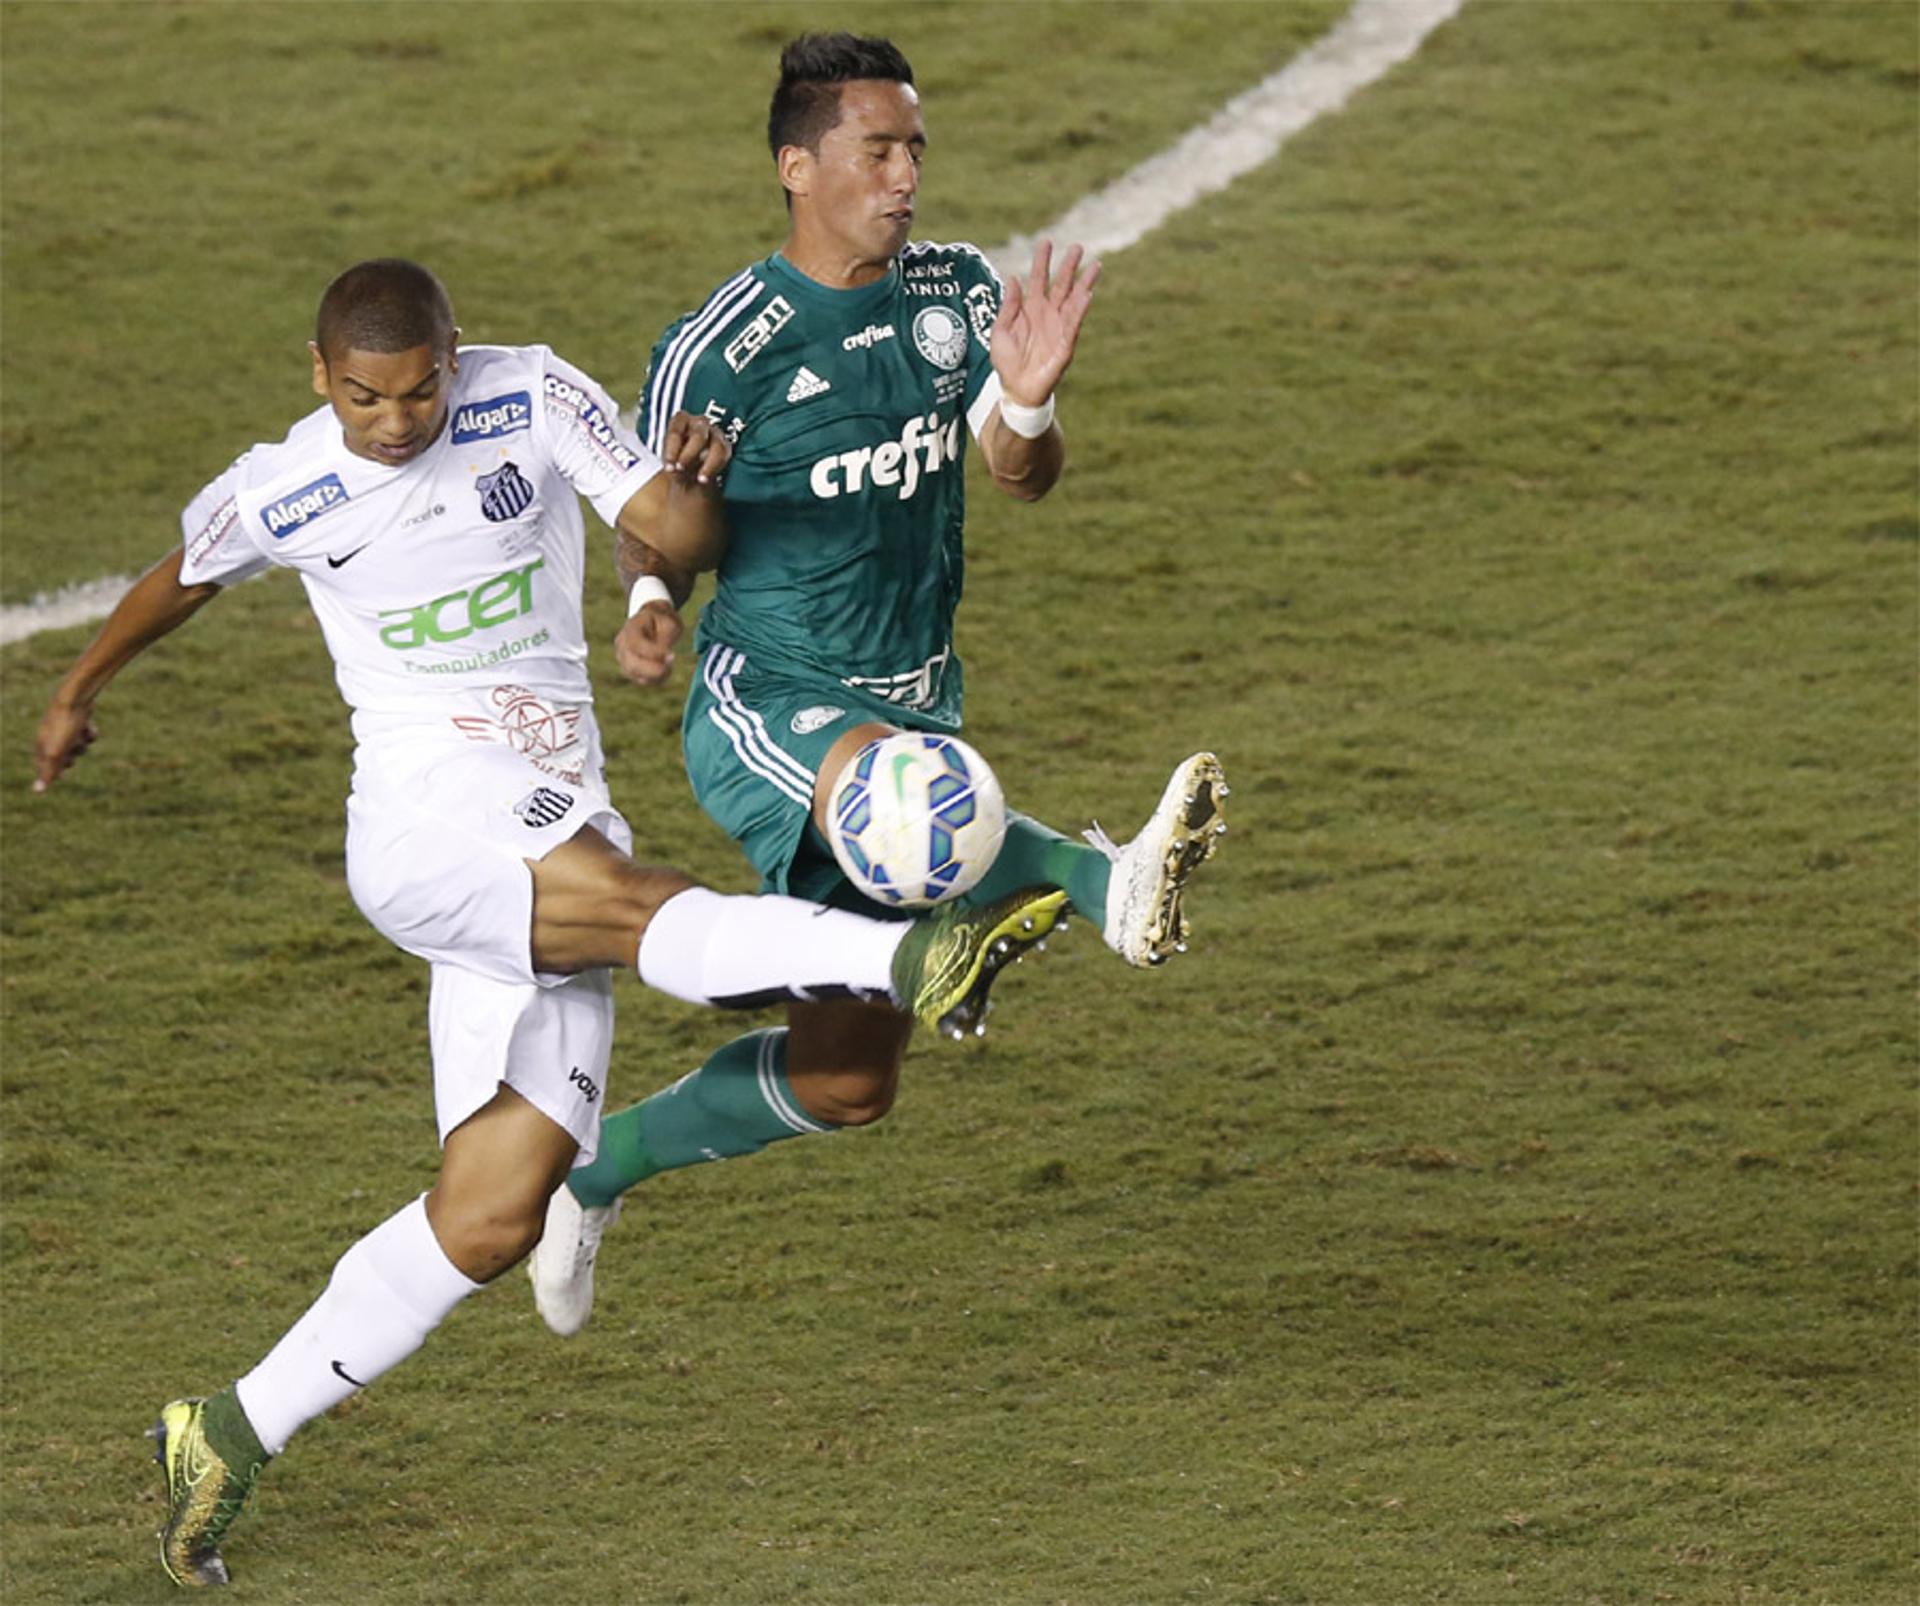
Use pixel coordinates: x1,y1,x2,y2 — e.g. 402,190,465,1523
767,32,915,159
313,259,455,363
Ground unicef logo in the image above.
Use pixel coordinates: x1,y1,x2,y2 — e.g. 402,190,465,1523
912,306,969,371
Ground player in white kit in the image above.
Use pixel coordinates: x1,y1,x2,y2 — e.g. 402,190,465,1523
29,259,1066,1588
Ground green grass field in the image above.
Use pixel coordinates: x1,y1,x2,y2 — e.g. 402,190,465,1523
3,2,1915,1601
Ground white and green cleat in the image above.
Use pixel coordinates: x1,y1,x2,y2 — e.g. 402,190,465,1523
1086,751,1229,967
527,1184,622,1338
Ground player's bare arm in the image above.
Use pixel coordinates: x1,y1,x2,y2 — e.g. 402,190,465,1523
610,410,730,686
615,409,731,569
611,529,696,687
615,528,698,607
981,239,1101,502
32,549,221,792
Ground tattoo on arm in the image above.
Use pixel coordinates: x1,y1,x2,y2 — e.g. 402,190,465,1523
617,532,695,607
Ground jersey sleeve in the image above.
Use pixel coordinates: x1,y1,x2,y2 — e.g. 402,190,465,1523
536,347,661,528
957,247,1007,440
179,452,272,586
640,310,749,457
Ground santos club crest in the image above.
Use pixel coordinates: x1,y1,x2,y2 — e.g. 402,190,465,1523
476,460,535,523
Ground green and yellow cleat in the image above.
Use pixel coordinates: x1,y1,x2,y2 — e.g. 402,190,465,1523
892,886,1070,1039
149,1395,266,1587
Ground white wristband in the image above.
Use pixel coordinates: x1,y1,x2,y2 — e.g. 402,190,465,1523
997,394,1056,439
627,575,674,617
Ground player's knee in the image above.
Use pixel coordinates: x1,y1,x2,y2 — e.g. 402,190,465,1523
792,1066,899,1127
614,864,700,937
530,861,699,973
427,1190,548,1283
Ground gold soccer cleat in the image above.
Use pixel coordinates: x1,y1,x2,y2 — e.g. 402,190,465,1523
892,886,1070,1038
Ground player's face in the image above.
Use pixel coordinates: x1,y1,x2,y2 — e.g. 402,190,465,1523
796,79,926,261
310,340,458,467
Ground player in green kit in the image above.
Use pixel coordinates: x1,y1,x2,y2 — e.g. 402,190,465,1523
528,33,1227,1334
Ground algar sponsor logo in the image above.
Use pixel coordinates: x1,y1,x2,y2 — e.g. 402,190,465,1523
377,558,545,650
263,474,349,538
808,413,964,503
451,390,533,444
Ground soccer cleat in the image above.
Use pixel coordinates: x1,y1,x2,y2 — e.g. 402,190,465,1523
527,1184,622,1338
1085,752,1229,967
149,1395,265,1588
891,886,1070,1039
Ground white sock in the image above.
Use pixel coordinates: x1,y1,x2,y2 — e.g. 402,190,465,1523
234,1195,481,1456
637,887,904,1009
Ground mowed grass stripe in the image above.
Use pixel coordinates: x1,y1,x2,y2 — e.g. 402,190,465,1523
3,3,1915,1604
0,0,1438,646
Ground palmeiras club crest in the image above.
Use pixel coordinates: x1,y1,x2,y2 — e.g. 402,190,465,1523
475,460,535,523
912,306,968,371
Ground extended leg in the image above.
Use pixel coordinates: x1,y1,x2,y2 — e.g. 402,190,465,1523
974,754,1231,968
528,998,912,1336
527,826,1063,1036
151,1087,575,1587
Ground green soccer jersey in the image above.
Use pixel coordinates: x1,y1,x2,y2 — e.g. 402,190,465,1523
641,243,1007,730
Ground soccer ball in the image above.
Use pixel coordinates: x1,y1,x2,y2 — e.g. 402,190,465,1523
826,732,1008,907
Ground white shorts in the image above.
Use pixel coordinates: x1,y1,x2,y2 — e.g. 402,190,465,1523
345,740,633,1154
428,964,612,1159
346,740,632,984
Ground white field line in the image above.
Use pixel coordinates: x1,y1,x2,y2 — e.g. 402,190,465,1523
0,574,153,647
0,0,1463,651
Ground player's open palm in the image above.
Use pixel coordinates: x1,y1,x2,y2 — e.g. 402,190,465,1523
991,239,1100,405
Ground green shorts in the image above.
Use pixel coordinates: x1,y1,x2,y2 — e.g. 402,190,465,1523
683,642,938,914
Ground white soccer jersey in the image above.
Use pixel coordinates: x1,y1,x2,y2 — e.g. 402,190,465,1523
179,345,656,780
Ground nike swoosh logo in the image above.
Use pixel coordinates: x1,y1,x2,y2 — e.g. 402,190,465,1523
325,546,369,570
331,1359,367,1388
891,752,916,803
180,1426,215,1486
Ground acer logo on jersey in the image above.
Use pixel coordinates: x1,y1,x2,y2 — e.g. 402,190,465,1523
808,413,964,503
376,558,545,649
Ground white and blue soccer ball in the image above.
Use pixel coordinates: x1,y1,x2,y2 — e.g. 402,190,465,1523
826,732,1008,907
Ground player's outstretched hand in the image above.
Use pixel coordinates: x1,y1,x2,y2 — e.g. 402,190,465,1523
991,239,1101,408
32,697,97,792
614,601,684,687
660,410,731,487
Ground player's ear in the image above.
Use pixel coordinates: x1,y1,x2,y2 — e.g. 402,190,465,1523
308,340,330,399
446,331,460,377
777,144,813,203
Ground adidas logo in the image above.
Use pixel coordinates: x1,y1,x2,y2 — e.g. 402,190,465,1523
786,366,831,404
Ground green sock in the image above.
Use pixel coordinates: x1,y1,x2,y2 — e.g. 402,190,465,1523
567,1029,832,1209
202,1386,269,1472
964,810,1110,923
